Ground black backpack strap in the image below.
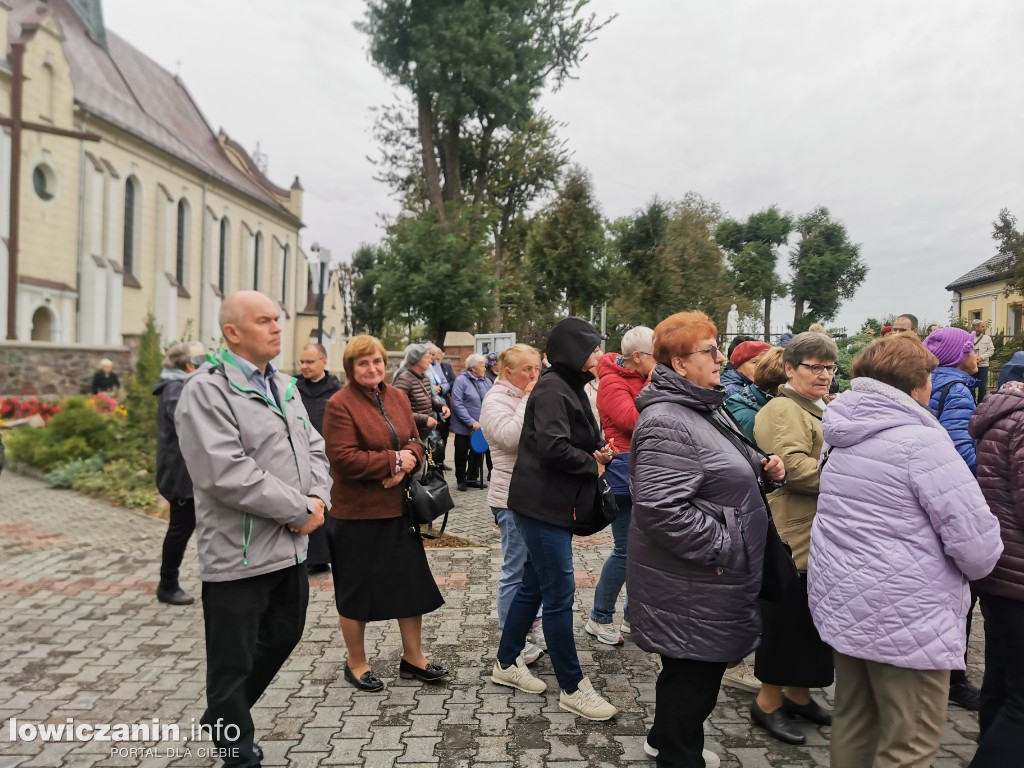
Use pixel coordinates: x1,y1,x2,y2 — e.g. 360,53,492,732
935,381,957,420
818,446,834,475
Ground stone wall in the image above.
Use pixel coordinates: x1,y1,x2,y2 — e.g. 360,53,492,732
0,342,132,397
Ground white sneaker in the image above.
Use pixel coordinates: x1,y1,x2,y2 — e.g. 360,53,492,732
559,676,617,721
620,620,631,635
585,617,624,646
721,660,761,694
521,641,544,666
526,621,546,651
490,657,546,694
643,739,720,767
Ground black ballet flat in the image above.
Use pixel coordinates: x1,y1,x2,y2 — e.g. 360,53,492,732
782,695,832,726
750,700,805,745
344,664,384,692
399,658,449,683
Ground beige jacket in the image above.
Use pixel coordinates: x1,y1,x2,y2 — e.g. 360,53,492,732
479,379,529,509
753,386,824,570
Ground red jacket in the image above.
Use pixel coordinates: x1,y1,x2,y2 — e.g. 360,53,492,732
595,352,648,450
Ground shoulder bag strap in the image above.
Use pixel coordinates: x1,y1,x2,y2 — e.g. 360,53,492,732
935,380,957,420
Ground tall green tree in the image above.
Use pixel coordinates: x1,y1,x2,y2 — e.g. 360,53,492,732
788,207,867,332
993,208,1024,295
376,207,495,341
348,244,386,337
358,0,610,233
611,195,744,332
526,166,608,317
716,206,792,341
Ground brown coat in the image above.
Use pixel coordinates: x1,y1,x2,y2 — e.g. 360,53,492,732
322,382,425,520
753,386,824,570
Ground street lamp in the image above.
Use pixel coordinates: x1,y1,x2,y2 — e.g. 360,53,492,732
309,243,331,345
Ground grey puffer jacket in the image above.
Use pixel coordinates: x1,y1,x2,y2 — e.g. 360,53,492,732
627,364,772,662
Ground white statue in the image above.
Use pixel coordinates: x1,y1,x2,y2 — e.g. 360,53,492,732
726,304,740,337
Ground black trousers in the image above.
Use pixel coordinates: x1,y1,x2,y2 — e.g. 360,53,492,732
971,593,1024,767
649,656,727,768
453,433,482,484
159,498,196,591
975,366,989,402
201,565,308,766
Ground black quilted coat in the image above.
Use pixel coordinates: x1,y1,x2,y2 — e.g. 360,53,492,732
627,364,771,662
969,382,1024,601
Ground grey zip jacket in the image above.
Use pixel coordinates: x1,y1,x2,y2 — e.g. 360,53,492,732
176,349,332,581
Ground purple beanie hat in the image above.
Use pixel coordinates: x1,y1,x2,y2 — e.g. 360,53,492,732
923,327,974,367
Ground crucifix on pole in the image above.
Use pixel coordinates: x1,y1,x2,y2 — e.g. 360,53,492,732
1,36,101,340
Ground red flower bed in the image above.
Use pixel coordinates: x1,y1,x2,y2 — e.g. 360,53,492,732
0,396,61,422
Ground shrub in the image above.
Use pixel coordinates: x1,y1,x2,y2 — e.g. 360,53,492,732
5,397,120,470
45,456,105,489
71,458,160,511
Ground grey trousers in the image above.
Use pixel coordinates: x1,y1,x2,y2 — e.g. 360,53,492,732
831,651,950,768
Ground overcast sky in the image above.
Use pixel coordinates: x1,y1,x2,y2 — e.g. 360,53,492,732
103,0,1024,333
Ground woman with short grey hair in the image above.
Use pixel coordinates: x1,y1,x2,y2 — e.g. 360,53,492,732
451,354,493,491
153,341,206,606
750,331,838,744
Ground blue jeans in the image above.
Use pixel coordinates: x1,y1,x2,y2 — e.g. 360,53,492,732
497,512,583,692
590,495,631,625
494,507,528,629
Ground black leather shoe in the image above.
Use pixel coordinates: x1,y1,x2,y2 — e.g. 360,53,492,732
782,695,832,725
949,679,981,711
457,481,468,492
344,665,384,692
750,700,805,745
156,586,195,606
252,744,263,761
399,658,449,683
466,480,486,489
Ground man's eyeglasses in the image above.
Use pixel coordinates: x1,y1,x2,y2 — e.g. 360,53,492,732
685,345,721,359
297,359,322,366
890,328,912,334
798,363,838,375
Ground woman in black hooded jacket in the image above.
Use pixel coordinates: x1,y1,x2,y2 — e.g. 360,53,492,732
487,317,619,721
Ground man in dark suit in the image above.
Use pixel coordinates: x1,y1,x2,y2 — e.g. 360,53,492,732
296,343,341,574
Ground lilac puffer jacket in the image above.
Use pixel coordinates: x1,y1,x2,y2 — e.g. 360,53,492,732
808,377,1002,671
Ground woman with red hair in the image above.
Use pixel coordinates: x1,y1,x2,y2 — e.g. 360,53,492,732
628,311,786,767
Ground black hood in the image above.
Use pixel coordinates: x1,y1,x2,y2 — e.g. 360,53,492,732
545,317,602,381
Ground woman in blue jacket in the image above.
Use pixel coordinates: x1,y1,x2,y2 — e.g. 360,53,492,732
451,354,493,491
924,327,980,474
923,325,984,711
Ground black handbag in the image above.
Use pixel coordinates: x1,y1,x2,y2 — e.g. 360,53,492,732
405,454,455,540
596,476,618,524
701,411,800,602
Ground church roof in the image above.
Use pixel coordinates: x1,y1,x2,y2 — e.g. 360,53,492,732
8,0,301,225
945,253,1014,292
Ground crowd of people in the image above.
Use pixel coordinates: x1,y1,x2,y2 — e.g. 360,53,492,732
152,289,1022,768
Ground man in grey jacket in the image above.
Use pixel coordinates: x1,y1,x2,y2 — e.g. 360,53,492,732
176,291,331,768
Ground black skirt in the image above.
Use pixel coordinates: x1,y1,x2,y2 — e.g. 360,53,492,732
326,515,444,622
754,573,834,687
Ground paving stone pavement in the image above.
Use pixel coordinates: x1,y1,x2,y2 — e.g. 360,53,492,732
0,470,984,767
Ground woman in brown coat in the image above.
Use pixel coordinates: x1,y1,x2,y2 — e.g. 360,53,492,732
750,331,838,744
322,335,445,692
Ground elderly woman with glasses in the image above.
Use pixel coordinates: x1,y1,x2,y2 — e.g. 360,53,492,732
749,331,839,745
628,312,785,767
